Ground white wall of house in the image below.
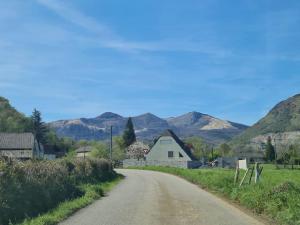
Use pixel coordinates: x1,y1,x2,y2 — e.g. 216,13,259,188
146,136,191,161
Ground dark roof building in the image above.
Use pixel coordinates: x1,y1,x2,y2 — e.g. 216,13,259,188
0,133,35,150
145,129,201,168
75,146,93,153
155,129,195,160
0,133,43,159
75,146,93,158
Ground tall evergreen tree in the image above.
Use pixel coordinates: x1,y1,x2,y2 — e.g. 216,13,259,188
265,136,276,162
122,117,136,147
31,109,48,144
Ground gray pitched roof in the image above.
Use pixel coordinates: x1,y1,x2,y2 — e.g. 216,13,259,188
0,133,35,150
75,146,93,153
157,129,195,160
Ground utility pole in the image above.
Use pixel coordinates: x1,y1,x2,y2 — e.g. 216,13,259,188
110,126,113,161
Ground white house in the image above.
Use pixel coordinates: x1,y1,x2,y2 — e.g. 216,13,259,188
123,130,201,168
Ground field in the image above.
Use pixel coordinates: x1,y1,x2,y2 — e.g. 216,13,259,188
135,165,300,225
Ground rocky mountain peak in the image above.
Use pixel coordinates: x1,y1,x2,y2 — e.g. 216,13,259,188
96,112,123,119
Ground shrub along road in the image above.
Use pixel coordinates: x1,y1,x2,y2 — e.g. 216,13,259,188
59,169,265,225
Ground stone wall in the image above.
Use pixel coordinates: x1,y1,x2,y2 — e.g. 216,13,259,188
217,157,238,168
123,159,202,169
0,149,33,159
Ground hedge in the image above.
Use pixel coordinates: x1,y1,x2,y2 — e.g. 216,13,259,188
0,158,115,225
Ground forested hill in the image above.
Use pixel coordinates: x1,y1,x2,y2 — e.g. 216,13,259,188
231,94,300,147
0,97,31,132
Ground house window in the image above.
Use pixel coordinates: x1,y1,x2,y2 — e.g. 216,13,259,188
168,151,174,158
179,152,183,158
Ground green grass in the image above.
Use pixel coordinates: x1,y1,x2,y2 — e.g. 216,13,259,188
16,175,123,225
133,165,300,225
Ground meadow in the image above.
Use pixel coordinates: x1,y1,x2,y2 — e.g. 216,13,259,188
136,165,300,225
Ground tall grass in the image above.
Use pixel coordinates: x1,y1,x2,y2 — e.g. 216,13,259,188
18,176,123,225
0,158,115,225
137,166,300,225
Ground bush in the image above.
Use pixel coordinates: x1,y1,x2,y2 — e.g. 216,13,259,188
0,158,115,225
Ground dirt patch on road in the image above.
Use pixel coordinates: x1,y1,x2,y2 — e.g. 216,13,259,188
157,181,202,225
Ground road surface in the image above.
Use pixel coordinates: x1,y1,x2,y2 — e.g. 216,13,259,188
60,169,266,225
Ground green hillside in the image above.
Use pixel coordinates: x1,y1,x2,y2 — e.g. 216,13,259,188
231,94,300,146
0,97,31,132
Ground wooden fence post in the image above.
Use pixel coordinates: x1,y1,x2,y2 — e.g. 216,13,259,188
248,167,254,184
239,168,250,187
234,161,239,185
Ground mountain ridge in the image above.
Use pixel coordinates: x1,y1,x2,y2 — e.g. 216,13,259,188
49,111,248,144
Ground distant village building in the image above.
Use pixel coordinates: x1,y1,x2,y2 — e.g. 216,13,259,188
126,141,150,160
75,146,93,158
43,145,57,160
123,129,201,168
0,133,44,160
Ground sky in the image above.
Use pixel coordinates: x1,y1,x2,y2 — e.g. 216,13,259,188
0,0,300,125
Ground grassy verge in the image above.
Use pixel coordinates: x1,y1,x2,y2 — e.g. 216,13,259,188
17,175,123,225
132,166,300,225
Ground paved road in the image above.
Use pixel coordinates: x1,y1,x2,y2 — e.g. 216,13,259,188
60,169,266,225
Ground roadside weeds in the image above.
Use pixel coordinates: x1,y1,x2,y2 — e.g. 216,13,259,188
16,175,124,225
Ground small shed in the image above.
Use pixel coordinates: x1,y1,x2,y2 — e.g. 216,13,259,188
43,146,57,160
75,146,93,158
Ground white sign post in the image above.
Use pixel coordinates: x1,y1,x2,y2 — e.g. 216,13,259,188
238,159,248,170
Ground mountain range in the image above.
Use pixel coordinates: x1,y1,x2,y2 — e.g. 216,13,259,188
49,112,248,144
2,93,300,151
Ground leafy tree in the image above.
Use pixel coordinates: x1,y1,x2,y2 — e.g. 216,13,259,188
90,137,125,161
112,136,126,161
265,136,276,162
126,141,147,160
91,142,109,159
218,143,232,157
45,131,75,153
122,117,136,147
31,109,48,144
287,145,300,166
185,137,206,160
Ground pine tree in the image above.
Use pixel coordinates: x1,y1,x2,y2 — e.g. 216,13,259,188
265,136,276,162
31,109,48,144
122,117,136,147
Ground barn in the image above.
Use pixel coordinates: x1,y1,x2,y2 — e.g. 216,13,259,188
0,133,43,159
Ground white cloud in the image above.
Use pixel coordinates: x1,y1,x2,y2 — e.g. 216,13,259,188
35,0,231,57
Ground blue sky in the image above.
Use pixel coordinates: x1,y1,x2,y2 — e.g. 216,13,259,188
0,0,300,125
